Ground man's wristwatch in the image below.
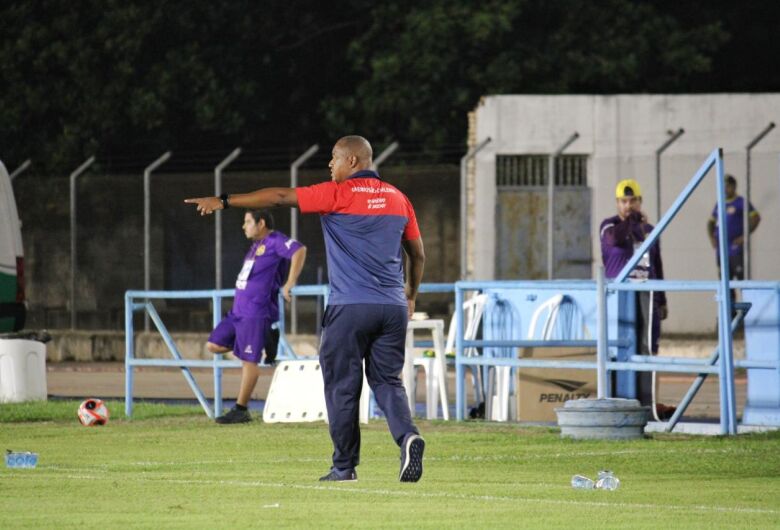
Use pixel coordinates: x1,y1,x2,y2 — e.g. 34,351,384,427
219,193,230,209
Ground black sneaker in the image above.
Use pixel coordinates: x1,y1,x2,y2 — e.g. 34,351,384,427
319,467,357,482
215,407,252,424
399,433,425,482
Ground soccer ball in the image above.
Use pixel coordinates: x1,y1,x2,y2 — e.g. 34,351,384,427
77,398,109,426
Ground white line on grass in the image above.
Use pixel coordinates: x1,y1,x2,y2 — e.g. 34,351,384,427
53,473,778,516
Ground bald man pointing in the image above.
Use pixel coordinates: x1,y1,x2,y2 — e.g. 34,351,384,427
186,136,426,483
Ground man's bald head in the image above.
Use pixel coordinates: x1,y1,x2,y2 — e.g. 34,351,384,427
336,135,373,166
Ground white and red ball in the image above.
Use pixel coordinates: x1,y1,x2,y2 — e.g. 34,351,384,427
77,398,109,426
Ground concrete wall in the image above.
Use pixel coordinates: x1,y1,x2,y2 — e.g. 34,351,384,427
472,94,780,333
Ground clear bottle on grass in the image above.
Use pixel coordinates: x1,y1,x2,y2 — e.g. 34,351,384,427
5,450,38,469
571,474,595,489
595,470,620,491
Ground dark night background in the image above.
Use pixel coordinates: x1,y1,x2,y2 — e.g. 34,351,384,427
2,0,779,175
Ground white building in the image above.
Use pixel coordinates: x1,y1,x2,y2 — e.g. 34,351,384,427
468,94,780,333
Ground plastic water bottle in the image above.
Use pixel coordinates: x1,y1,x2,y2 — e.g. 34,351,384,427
571,474,595,489
595,470,620,491
5,451,38,469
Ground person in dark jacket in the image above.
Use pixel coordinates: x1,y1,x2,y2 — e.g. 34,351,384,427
599,179,674,420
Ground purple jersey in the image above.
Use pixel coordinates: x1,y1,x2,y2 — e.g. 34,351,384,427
710,196,758,257
231,230,303,319
599,213,666,307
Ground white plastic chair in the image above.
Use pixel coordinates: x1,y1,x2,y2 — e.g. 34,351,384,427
492,294,588,421
411,294,488,420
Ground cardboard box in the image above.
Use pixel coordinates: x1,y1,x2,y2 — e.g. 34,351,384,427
516,347,597,422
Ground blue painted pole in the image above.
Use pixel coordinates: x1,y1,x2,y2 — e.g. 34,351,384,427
124,292,134,417
597,266,608,398
146,301,213,417
213,293,223,418
615,149,719,283
714,150,738,434
455,285,465,420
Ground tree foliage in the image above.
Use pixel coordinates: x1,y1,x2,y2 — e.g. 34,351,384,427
323,0,729,150
0,0,777,174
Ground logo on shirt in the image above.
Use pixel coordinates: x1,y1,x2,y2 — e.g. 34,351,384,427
367,197,386,210
244,345,253,354
256,245,266,256
285,238,297,250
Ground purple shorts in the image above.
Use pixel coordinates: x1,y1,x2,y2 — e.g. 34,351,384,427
208,312,273,363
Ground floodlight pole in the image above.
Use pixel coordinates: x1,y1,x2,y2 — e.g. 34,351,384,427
289,144,319,335
371,140,399,171
214,148,241,290
655,128,685,222
745,122,775,279
69,156,96,329
547,132,579,280
459,137,492,280
143,151,172,331
10,159,31,181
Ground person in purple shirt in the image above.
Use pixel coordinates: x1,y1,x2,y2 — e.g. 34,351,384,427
707,174,761,282
599,179,674,419
207,210,306,424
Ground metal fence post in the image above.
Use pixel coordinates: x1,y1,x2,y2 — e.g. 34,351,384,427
371,141,399,171
290,144,318,335
655,128,685,223
596,266,608,399
10,159,31,181
459,138,491,280
714,149,737,434
215,148,241,289
69,156,96,329
547,132,579,279
745,122,775,279
143,152,172,331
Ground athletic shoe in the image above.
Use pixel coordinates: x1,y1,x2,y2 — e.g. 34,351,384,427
399,433,425,482
215,407,252,424
318,467,357,482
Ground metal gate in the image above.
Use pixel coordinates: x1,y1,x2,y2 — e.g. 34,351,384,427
495,154,591,279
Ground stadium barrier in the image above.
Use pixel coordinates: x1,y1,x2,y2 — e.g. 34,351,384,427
124,283,454,418
123,286,327,418
454,149,780,435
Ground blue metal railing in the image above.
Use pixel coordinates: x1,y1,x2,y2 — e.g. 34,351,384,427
124,283,453,418
453,149,778,435
124,286,327,418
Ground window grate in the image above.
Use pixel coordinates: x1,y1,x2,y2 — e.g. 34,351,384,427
496,154,587,188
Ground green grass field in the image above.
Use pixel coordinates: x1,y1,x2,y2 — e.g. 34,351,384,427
1,400,779,528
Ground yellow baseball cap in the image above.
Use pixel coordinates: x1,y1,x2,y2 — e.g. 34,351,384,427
615,179,642,198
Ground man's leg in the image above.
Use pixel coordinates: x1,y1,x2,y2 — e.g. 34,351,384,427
213,315,268,424
236,361,261,407
365,304,424,482
364,304,417,444
635,292,653,407
319,305,373,471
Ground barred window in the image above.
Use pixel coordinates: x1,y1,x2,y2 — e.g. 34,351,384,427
496,154,587,188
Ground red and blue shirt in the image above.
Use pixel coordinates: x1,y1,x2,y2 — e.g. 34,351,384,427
296,170,420,306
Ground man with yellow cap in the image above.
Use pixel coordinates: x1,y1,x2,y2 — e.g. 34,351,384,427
599,179,674,420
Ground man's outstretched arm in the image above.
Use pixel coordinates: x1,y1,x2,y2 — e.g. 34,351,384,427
185,188,298,215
